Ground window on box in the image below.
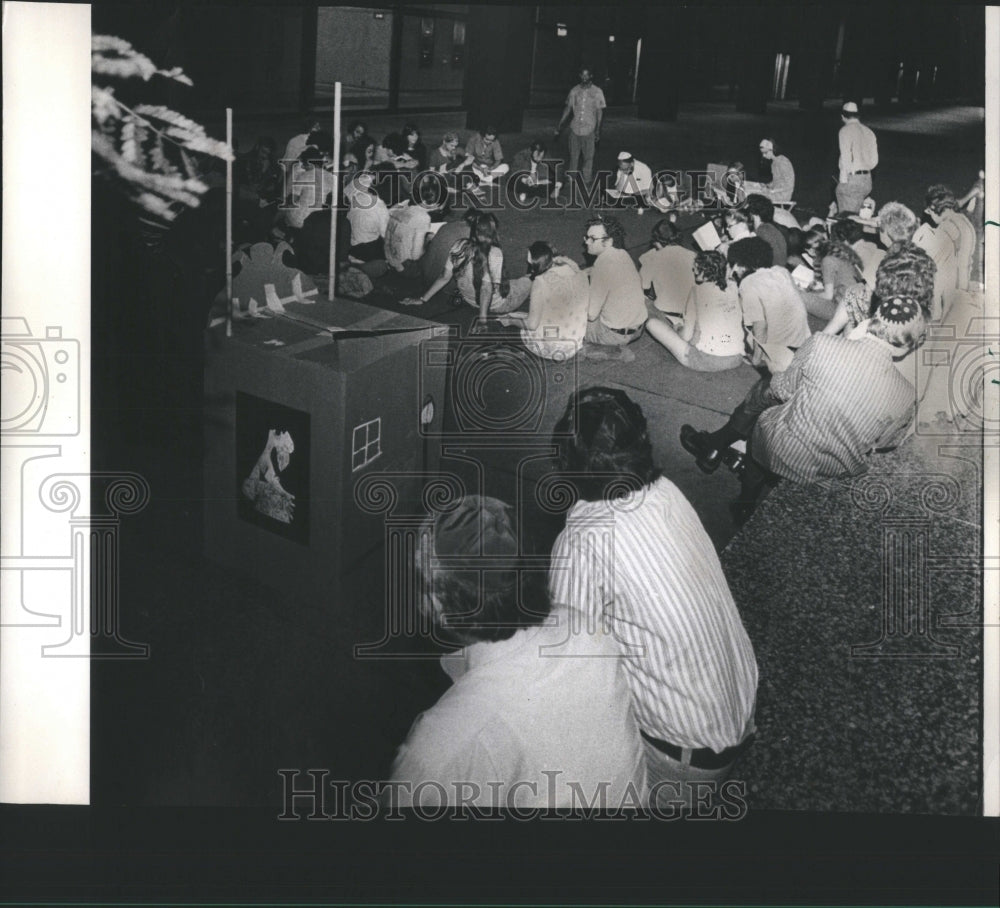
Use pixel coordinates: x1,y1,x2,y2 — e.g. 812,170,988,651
352,417,382,471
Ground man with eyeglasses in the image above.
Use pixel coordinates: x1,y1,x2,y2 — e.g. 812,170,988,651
582,216,647,359
742,138,795,203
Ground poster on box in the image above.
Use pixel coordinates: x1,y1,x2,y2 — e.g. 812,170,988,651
235,392,310,544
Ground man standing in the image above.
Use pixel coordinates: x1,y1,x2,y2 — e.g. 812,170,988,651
550,387,758,810
582,216,647,359
744,138,795,203
554,66,606,186
836,101,878,214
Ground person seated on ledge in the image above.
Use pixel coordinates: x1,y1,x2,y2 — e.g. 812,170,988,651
742,138,795,203
638,219,697,317
499,240,589,361
581,215,648,361
743,194,787,268
401,213,530,327
387,493,647,810
510,141,563,203
464,125,509,184
645,250,745,372
384,177,445,275
345,171,389,263
799,226,866,322
606,151,654,212
681,293,927,525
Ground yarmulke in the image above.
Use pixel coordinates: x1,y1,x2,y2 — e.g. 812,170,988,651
617,151,633,161
842,101,859,114
878,296,920,324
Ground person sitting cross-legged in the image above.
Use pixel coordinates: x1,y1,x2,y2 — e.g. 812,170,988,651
499,240,589,361
581,215,648,361
605,151,654,212
388,494,647,810
645,250,745,372
680,293,928,525
384,176,446,276
510,141,563,204
401,213,530,328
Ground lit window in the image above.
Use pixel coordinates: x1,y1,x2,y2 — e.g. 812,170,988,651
556,23,567,37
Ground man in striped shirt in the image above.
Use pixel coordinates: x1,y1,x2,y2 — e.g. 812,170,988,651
549,387,758,810
681,295,928,522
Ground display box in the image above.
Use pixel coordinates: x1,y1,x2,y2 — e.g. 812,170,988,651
204,297,448,602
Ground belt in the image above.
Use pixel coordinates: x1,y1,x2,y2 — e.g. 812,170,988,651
640,729,755,770
851,170,871,175
605,323,643,336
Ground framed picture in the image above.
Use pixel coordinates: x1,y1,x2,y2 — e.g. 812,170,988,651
235,392,310,545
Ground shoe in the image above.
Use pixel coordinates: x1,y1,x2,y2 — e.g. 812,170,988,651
680,425,722,473
721,447,745,475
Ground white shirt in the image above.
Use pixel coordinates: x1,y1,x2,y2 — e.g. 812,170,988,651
389,610,647,808
549,477,758,752
521,258,590,360
613,160,653,195
346,191,389,245
384,202,432,271
838,120,878,182
286,167,336,230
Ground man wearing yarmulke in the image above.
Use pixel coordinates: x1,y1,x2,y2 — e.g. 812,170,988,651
388,494,647,810
681,294,927,524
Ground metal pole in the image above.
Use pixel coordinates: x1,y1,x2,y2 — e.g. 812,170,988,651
328,82,342,300
226,107,234,335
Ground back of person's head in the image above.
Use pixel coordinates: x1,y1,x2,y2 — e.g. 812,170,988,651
587,215,626,249
877,202,919,244
414,495,549,645
785,227,806,258
472,212,500,247
867,295,927,355
298,145,322,166
553,387,661,502
873,244,937,318
841,101,860,120
830,216,863,245
308,130,333,155
925,184,958,214
528,240,554,275
727,236,773,272
382,133,406,156
462,208,480,228
651,219,682,248
694,250,728,290
819,238,863,270
744,193,775,224
415,174,443,207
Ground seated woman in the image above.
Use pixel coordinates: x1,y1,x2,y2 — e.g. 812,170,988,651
638,220,697,317
282,145,336,232
401,213,530,324
798,227,865,321
510,142,562,203
645,250,745,372
399,124,428,172
345,172,389,263
384,177,444,274
501,241,589,361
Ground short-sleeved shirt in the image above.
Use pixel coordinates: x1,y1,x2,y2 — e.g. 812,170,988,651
453,243,504,308
638,245,697,315
287,167,337,230
566,83,607,135
838,120,879,178
821,254,863,302
588,247,647,331
612,161,653,195
346,191,389,245
464,133,504,169
738,266,811,373
756,223,787,268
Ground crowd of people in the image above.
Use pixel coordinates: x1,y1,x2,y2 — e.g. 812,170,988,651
227,91,984,812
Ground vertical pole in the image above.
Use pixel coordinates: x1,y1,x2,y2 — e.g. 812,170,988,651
328,82,342,301
225,107,234,335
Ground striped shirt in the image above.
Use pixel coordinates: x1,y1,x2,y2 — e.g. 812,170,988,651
548,477,758,752
754,333,916,484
